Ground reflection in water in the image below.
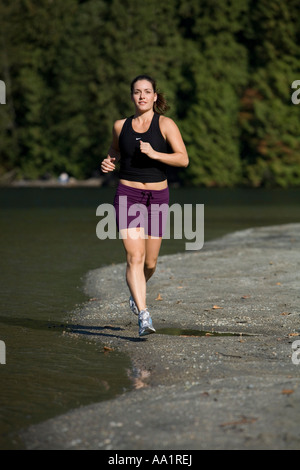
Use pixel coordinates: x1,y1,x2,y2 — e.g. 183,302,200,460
156,328,249,337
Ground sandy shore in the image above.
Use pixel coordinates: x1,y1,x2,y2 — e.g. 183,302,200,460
20,224,300,450
4,177,104,187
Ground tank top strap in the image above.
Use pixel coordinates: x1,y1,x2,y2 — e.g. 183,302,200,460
119,115,133,139
152,112,160,128
125,115,134,131
151,112,163,137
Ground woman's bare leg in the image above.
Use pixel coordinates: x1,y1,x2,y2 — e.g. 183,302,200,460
120,230,163,312
144,236,163,282
120,228,147,312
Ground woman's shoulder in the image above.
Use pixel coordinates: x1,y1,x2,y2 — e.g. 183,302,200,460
113,118,127,137
158,115,180,137
159,115,177,127
114,117,127,128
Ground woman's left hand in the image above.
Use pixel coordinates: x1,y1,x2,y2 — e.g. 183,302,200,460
140,141,157,159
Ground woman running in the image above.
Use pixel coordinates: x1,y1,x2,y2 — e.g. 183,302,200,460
101,74,188,336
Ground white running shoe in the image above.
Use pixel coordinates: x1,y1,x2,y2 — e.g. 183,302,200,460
138,309,156,336
129,296,139,316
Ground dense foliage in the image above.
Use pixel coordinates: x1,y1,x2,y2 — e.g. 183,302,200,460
0,0,299,186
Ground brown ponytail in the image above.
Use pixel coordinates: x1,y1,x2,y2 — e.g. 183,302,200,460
130,74,170,115
154,91,169,115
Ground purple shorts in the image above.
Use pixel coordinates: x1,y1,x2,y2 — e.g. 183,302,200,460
114,182,169,237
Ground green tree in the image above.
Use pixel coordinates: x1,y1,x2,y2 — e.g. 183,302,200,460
1,0,300,187
239,0,300,187
0,0,22,177
176,0,249,186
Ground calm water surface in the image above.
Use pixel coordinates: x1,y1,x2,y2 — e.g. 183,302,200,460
0,186,299,449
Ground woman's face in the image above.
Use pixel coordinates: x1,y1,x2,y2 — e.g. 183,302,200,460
131,79,157,112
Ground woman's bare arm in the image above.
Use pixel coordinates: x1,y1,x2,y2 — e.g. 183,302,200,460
139,116,189,168
100,119,125,173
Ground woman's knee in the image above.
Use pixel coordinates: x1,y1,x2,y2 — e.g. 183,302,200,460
126,251,145,267
144,257,157,273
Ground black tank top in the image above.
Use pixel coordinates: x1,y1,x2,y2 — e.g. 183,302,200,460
118,112,170,183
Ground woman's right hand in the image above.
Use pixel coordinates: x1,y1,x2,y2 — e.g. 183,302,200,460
101,156,116,173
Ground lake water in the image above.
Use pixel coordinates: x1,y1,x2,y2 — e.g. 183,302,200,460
0,186,299,449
